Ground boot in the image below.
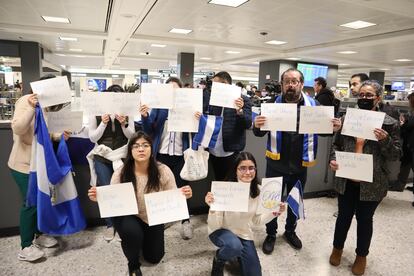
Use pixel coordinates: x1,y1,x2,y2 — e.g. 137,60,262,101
329,247,343,266
211,252,225,276
129,267,142,276
352,255,367,275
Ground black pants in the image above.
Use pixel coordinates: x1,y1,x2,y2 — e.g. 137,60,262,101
265,165,307,235
157,154,188,188
397,150,414,194
333,182,381,257
210,153,237,181
113,216,164,271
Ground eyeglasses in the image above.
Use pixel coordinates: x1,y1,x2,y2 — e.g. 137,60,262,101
237,166,256,173
358,93,376,99
132,143,151,150
282,79,301,86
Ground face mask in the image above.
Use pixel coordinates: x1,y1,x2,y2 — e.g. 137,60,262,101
357,98,374,110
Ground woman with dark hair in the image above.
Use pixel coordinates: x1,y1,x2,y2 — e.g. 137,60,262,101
205,152,285,276
88,84,136,241
140,76,198,240
88,131,192,276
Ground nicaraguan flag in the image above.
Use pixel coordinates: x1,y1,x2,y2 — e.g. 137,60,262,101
286,180,305,220
192,115,222,150
27,106,86,235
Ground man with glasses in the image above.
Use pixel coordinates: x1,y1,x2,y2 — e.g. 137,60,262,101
253,68,341,253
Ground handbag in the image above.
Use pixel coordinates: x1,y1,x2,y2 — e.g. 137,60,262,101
180,134,209,181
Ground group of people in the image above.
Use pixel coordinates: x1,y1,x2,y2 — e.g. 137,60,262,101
8,68,404,276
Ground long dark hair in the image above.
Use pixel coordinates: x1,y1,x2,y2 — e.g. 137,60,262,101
120,131,161,192
225,152,260,198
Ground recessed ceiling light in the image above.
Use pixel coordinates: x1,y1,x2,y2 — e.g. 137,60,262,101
55,53,66,56
151,44,166,48
225,50,240,54
394,59,412,62
41,16,70,24
337,51,357,54
340,20,376,29
208,0,249,8
60,65,65,67
265,40,287,45
169,28,192,34
59,37,77,41
112,75,119,78
200,57,212,60
69,48,82,52
286,57,301,60
380,68,390,70
338,63,350,66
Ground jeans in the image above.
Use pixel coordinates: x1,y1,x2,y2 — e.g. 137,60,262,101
113,216,164,271
265,165,307,235
94,159,114,227
209,229,262,276
333,182,381,257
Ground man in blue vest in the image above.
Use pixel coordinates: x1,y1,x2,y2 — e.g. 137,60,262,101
253,68,340,253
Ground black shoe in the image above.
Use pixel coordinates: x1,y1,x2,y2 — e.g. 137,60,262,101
283,231,302,250
262,235,276,255
211,252,225,276
129,267,142,276
406,186,413,191
412,201,414,207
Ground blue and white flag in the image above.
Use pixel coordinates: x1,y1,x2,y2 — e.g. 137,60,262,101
27,106,86,235
286,180,305,220
192,115,222,150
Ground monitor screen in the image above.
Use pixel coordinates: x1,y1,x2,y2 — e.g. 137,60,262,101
391,81,405,91
297,63,328,87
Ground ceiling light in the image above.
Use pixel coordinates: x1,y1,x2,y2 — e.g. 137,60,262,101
380,68,390,70
340,20,376,29
59,37,77,41
69,48,82,52
338,63,350,66
60,65,65,68
394,59,412,62
286,57,301,60
112,75,119,78
200,57,212,60
72,73,86,77
265,40,287,45
169,28,192,34
41,16,70,24
151,44,166,48
139,52,151,56
225,50,240,54
208,0,249,8
55,53,66,56
337,51,357,54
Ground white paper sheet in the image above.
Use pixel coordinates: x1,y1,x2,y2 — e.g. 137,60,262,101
260,103,297,131
299,106,334,134
341,108,385,141
256,177,283,214
144,189,190,226
30,76,72,107
210,181,250,212
96,182,138,218
80,92,140,116
209,82,241,109
335,151,373,182
46,109,83,133
140,83,174,109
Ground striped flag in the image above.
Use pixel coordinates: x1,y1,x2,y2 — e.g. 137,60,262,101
27,106,86,235
286,181,305,220
192,115,222,150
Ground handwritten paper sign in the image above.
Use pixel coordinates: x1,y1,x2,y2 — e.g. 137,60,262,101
209,82,241,109
81,92,140,116
335,151,373,182
342,108,385,141
96,182,138,218
167,88,203,132
210,181,250,212
30,76,72,107
144,189,189,226
70,97,82,112
47,109,83,133
256,177,283,214
299,106,334,134
260,103,297,131
141,83,174,109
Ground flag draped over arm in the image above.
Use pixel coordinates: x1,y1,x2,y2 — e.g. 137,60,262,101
286,180,305,220
27,105,86,235
192,115,222,150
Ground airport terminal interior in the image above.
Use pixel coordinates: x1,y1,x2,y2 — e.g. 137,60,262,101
0,0,414,275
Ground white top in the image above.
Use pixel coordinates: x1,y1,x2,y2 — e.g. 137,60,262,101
207,194,275,240
88,115,135,143
158,120,183,156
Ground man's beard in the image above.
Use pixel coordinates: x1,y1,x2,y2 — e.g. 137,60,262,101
284,88,301,102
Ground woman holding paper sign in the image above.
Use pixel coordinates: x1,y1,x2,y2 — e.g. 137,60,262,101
205,152,285,276
88,84,136,241
328,80,401,275
88,131,192,276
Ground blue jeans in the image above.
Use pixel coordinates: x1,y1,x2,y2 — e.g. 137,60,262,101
94,159,114,227
209,229,262,276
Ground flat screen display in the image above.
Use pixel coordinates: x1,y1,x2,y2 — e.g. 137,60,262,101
297,63,328,87
391,81,405,91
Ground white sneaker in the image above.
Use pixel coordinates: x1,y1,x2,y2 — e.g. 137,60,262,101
114,231,122,242
34,235,58,248
103,226,115,242
18,244,45,262
181,221,193,240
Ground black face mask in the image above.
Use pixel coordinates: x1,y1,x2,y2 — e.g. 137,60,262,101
357,98,374,110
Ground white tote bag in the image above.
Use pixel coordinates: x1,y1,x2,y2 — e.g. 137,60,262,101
180,135,209,181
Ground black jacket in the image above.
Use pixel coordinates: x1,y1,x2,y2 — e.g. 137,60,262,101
315,88,334,106
401,112,414,162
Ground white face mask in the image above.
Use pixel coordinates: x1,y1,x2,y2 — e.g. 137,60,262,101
261,91,268,97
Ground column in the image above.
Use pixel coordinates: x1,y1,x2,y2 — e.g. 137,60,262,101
19,42,42,95
140,69,148,84
177,52,194,86
258,60,296,89
369,71,385,86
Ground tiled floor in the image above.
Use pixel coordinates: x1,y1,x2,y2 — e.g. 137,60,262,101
0,190,413,276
